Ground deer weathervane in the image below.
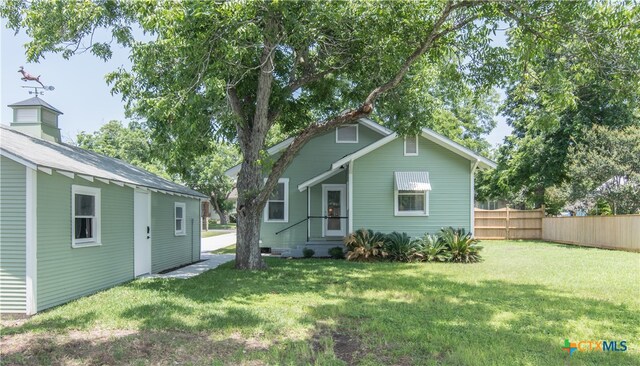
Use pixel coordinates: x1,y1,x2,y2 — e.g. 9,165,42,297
18,66,55,96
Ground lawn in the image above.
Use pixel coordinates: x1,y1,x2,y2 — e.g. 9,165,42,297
212,244,236,254
207,222,237,230
202,231,233,238
1,241,638,365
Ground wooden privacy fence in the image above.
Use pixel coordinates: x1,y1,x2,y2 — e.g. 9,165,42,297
474,207,543,240
542,215,640,252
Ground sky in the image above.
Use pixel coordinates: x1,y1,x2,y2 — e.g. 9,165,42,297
1,20,512,147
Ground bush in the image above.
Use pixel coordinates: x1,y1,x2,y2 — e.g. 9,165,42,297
438,227,483,263
344,229,387,261
328,246,345,259
384,232,418,262
413,234,450,262
302,248,315,258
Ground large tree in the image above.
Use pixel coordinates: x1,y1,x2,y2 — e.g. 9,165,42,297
3,0,615,269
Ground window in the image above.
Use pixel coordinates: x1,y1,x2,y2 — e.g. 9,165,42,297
175,202,186,235
404,135,418,156
264,178,289,222
72,185,101,247
336,125,358,143
394,172,430,216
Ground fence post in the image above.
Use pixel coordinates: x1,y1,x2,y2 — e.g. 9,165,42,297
505,205,510,240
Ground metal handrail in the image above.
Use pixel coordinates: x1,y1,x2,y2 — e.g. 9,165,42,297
274,215,349,235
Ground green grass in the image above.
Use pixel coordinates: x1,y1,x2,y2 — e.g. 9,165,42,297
207,222,237,230
201,231,232,238
2,241,639,365
212,244,236,254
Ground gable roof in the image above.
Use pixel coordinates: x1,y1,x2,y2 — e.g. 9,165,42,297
0,125,207,199
226,118,496,181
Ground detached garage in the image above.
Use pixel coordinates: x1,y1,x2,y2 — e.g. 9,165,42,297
0,97,207,315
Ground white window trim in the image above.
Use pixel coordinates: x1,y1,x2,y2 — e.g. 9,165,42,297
336,124,359,144
264,178,289,223
175,202,187,236
404,135,419,156
394,189,429,216
71,185,101,248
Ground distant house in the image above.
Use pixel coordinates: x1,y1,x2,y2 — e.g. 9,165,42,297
226,119,495,257
0,97,207,315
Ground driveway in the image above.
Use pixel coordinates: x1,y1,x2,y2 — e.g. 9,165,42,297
201,232,236,252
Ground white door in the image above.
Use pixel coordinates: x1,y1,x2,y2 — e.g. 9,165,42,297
134,190,151,276
323,184,347,237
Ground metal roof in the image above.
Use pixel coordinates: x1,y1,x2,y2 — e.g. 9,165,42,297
394,171,431,191
0,125,207,198
8,97,64,114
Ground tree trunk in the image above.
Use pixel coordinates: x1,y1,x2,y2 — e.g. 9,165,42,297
219,212,229,225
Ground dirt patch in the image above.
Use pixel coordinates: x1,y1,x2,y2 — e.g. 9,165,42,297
330,329,361,365
0,329,270,366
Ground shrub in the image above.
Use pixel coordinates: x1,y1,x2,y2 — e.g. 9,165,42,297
438,227,483,263
384,232,419,262
302,248,315,258
413,234,450,262
344,229,387,261
328,246,345,259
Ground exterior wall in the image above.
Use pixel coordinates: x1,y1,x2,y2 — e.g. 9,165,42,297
151,192,200,273
0,157,27,313
260,124,384,249
352,136,472,236
37,172,134,311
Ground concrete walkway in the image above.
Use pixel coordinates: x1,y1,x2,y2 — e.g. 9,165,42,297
201,232,236,252
145,232,237,279
146,253,235,279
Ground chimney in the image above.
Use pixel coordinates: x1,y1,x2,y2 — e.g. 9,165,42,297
8,96,63,142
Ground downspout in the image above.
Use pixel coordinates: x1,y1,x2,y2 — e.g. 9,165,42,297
470,160,480,236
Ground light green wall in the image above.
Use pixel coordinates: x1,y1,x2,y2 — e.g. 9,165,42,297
37,172,134,311
352,136,472,236
260,124,384,249
0,157,27,313
151,192,200,273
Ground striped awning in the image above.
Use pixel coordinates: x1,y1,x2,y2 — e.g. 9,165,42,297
394,171,431,191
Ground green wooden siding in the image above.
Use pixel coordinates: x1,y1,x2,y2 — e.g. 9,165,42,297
151,193,200,273
37,172,134,311
260,124,384,249
0,157,27,313
352,136,472,236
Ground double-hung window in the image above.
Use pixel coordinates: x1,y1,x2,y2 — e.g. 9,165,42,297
175,202,186,236
394,172,430,216
72,185,101,247
264,178,289,222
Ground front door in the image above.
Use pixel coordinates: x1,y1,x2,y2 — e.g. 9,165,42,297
322,184,346,237
134,190,151,276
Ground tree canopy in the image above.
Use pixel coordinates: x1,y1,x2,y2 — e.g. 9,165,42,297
4,0,636,267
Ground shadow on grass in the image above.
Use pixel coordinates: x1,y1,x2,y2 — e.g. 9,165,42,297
2,258,638,365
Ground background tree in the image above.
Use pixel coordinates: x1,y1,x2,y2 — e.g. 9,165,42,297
4,0,624,269
566,125,640,215
75,120,172,180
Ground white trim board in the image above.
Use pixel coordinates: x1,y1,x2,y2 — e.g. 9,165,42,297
25,167,38,315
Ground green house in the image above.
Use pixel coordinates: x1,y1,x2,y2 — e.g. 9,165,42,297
0,97,207,315
226,120,495,257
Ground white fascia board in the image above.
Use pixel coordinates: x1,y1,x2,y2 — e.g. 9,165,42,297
420,128,496,169
110,180,125,187
78,174,94,182
37,167,52,175
124,183,137,189
0,149,37,170
331,133,398,170
297,167,343,192
96,178,110,184
358,118,392,135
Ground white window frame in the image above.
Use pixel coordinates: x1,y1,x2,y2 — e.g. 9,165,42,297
336,124,359,143
394,189,429,216
404,135,419,156
175,202,187,236
71,185,101,248
264,178,289,223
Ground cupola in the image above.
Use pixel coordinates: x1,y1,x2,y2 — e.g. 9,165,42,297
8,96,63,142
